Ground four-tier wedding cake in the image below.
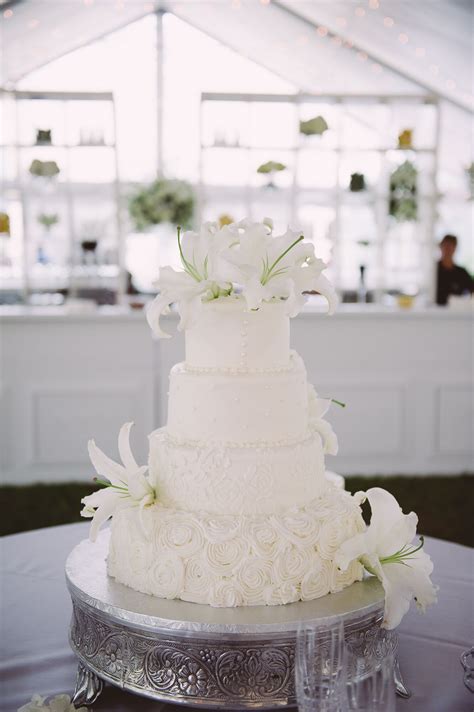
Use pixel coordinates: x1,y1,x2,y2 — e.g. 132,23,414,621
81,219,366,606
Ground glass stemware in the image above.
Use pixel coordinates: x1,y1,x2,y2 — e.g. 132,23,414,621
295,620,346,712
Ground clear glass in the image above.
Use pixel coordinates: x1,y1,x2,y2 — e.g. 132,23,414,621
295,620,346,712
345,654,396,712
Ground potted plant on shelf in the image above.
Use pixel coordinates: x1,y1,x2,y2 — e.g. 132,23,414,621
129,178,194,232
127,178,195,288
389,160,418,222
299,115,329,137
256,160,287,189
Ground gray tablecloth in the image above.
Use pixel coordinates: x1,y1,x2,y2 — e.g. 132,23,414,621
1,523,472,711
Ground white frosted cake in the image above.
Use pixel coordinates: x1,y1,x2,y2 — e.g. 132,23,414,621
82,219,365,607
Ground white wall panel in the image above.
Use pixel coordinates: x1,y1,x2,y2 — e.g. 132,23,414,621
0,306,472,482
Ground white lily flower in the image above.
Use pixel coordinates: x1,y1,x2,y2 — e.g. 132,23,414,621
81,422,155,542
335,488,437,629
307,386,339,455
146,225,235,337
220,224,338,315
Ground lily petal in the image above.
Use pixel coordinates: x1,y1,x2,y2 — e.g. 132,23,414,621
378,548,437,629
87,439,126,486
117,422,139,472
335,530,372,571
83,488,122,542
146,293,173,339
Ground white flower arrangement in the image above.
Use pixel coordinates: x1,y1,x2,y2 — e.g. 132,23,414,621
146,218,337,338
335,487,438,629
18,694,87,712
81,422,156,541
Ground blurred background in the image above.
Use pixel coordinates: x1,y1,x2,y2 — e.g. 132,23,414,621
0,0,472,541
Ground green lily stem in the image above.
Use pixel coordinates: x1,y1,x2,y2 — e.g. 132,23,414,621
93,477,128,493
177,225,202,282
380,536,425,565
331,399,346,408
261,235,304,285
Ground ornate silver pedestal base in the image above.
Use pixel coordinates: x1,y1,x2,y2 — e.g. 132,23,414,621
66,532,405,709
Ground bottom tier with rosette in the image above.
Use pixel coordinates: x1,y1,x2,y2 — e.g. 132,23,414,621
107,485,365,607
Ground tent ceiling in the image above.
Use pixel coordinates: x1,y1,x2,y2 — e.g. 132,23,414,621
1,0,472,112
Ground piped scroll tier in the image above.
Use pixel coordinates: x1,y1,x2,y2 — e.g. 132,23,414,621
149,428,326,516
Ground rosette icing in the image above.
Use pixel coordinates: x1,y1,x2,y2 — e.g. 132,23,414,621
108,487,365,606
156,512,204,558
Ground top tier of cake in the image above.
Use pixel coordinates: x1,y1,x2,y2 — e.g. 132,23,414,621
185,297,290,371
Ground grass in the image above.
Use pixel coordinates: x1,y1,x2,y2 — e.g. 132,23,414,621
0,475,472,546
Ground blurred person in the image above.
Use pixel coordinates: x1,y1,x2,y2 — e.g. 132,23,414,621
436,234,473,306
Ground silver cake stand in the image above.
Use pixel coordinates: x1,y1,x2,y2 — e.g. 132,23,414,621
66,531,410,708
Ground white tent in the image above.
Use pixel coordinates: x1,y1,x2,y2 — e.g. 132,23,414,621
1,0,472,113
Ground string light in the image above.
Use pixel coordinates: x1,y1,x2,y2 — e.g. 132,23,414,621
343,39,354,48
317,26,328,37
398,33,409,44
446,79,457,90
3,8,13,18
355,6,366,16
357,51,368,61
415,47,426,58
383,16,394,27
332,36,343,46
371,63,383,74
260,0,271,5
368,0,380,8
83,0,94,6
297,34,309,46
231,0,241,8
336,16,347,28
28,19,40,29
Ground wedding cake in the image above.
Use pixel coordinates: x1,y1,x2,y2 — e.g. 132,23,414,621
81,220,363,607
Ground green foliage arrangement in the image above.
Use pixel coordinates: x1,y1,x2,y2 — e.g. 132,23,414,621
37,213,59,229
299,115,329,136
256,161,287,175
389,160,418,222
129,178,195,231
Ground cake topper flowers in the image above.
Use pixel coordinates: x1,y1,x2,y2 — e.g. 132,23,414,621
81,422,156,541
146,218,337,337
335,488,437,629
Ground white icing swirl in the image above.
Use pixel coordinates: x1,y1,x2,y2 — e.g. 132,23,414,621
300,555,332,600
202,515,241,543
147,553,185,599
248,518,282,558
182,556,211,603
272,544,314,586
273,508,321,547
211,579,245,607
235,556,272,605
206,538,249,574
318,519,350,560
156,512,204,558
332,559,364,592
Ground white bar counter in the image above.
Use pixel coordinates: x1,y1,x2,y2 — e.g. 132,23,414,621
1,301,472,483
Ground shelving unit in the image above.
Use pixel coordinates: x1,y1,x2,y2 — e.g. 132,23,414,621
199,92,440,300
0,89,125,305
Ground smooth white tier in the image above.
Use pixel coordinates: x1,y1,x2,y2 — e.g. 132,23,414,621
149,428,326,515
185,296,290,370
167,352,309,444
107,486,365,607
